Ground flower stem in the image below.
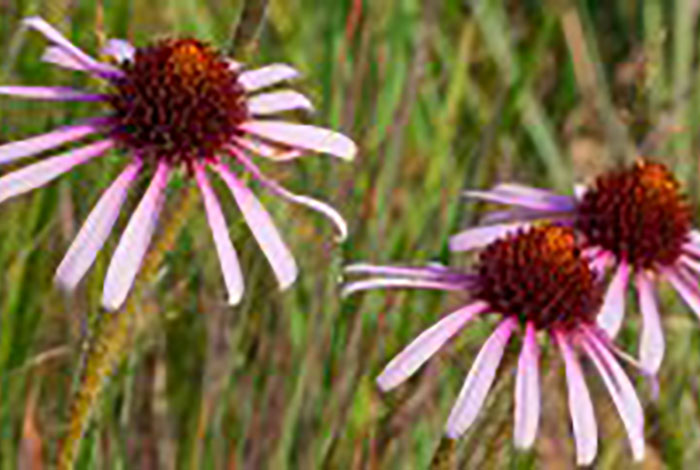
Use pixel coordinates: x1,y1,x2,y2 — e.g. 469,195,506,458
57,186,199,469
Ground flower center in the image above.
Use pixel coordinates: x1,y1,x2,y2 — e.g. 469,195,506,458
108,38,247,165
474,225,601,330
575,160,691,269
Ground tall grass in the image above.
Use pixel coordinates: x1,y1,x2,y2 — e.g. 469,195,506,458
1,0,699,468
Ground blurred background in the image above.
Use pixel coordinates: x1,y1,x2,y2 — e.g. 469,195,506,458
1,0,700,468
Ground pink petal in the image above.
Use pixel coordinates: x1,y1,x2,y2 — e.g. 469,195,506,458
514,322,540,449
0,118,107,165
682,242,700,259
101,39,135,63
238,121,357,161
0,139,114,204
635,272,664,374
233,136,302,161
0,86,105,101
689,229,700,246
376,301,489,391
230,145,347,239
664,266,700,320
101,161,170,311
588,251,613,278
213,163,298,290
194,163,244,305
343,263,470,281
238,64,300,92
248,90,314,115
449,222,526,252
582,331,645,462
596,261,630,338
54,161,142,291
680,254,700,276
573,184,587,201
445,317,517,438
342,277,469,298
41,46,87,71
22,16,120,77
556,330,597,466
464,187,574,212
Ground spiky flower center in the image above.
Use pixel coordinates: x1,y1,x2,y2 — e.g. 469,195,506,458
575,161,691,269
108,38,247,165
474,225,601,330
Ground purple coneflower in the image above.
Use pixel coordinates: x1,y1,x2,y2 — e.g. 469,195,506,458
461,160,696,374
0,17,356,311
344,225,644,465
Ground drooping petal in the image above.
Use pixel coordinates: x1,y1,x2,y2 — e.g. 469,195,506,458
445,317,517,439
449,222,526,252
342,277,470,297
556,330,597,466
377,301,489,391
101,161,170,311
248,90,314,115
193,163,244,305
596,261,630,338
514,321,540,449
0,86,105,101
213,163,298,290
582,331,645,462
635,272,664,374
238,121,356,161
101,39,135,63
0,118,108,165
230,146,347,240
238,64,300,92
23,16,120,77
493,183,575,206
54,160,142,291
464,187,575,212
664,266,700,320
233,136,302,161
0,139,114,204
41,46,87,71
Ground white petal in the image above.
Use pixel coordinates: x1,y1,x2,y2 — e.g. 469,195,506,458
376,301,489,391
445,318,517,438
101,39,135,63
193,163,244,305
238,64,300,92
239,120,356,160
55,161,142,290
101,161,170,311
342,277,469,297
248,90,314,115
213,163,298,290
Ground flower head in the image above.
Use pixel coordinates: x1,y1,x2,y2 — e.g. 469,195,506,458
344,225,645,465
0,17,356,310
461,159,698,374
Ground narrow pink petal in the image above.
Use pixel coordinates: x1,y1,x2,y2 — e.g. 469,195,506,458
194,163,244,305
101,39,135,63
230,145,347,239
54,161,142,291
238,64,300,91
23,16,120,77
0,140,113,204
556,330,597,466
596,261,629,338
343,263,471,281
682,242,700,259
341,277,469,298
464,187,574,212
0,118,107,165
449,222,526,252
233,136,302,161
213,163,298,290
445,317,517,439
41,46,87,71
492,183,572,202
689,229,700,246
248,90,314,115
238,121,357,161
377,301,489,391
514,322,540,449
0,86,104,101
582,331,645,461
101,161,170,311
588,251,613,278
664,266,700,320
635,272,664,374
680,254,700,276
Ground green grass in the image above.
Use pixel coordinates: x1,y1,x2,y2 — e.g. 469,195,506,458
1,0,700,468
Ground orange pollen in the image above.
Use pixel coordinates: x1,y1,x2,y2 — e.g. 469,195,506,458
575,160,692,269
475,225,601,330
